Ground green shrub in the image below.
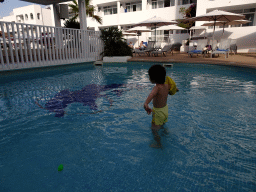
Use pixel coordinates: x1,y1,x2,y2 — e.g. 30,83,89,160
64,19,80,29
100,27,132,57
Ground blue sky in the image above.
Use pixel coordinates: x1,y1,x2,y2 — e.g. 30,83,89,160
0,0,44,18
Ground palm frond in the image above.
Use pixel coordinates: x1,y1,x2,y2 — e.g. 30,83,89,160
67,0,102,25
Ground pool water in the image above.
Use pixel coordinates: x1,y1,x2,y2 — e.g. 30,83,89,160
0,62,255,191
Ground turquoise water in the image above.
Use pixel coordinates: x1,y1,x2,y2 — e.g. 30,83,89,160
0,62,256,191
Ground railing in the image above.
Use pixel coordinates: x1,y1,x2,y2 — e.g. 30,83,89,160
0,21,104,71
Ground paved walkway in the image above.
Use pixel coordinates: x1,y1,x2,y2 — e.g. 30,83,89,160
128,52,256,69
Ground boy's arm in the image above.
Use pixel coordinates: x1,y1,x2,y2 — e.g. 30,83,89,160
144,86,158,114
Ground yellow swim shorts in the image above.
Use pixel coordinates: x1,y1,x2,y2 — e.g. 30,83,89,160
152,105,168,126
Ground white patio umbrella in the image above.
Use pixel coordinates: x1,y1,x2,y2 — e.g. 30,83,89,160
122,32,137,44
189,10,245,44
122,32,137,36
125,26,152,47
133,16,178,41
156,25,186,31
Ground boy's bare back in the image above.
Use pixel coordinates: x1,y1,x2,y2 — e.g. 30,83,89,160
152,83,170,108
144,82,170,114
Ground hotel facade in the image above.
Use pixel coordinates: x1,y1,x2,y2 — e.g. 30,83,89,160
86,0,256,52
1,0,256,52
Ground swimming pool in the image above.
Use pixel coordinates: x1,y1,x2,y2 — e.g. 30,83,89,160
0,62,255,191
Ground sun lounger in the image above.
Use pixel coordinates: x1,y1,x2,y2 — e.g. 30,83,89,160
188,39,208,57
151,44,173,57
211,39,231,59
134,41,155,56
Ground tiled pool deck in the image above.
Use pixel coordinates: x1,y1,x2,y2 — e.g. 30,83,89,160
128,52,256,69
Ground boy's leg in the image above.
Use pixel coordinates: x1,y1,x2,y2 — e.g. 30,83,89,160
151,123,162,148
161,124,169,135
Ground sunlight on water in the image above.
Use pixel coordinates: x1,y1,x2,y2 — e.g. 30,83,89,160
0,63,255,191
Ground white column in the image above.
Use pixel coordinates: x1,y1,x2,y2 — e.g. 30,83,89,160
142,0,147,11
117,1,120,25
50,4,61,27
78,0,87,30
175,0,179,6
117,1,120,14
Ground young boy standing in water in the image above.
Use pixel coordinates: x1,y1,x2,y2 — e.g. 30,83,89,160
144,65,177,148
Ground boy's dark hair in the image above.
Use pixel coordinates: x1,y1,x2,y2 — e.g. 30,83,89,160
148,65,166,84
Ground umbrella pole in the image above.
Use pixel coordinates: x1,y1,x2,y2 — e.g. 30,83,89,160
222,24,225,37
212,19,216,49
155,24,157,42
138,34,139,48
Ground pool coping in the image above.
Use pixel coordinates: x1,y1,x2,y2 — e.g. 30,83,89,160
128,53,256,70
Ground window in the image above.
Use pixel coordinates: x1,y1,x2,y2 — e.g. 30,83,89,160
113,7,117,14
16,15,24,22
158,1,164,8
178,0,196,5
37,13,40,20
25,14,28,20
103,6,117,15
126,2,142,12
153,0,174,9
164,0,170,7
133,4,136,11
228,8,255,27
243,13,254,26
126,3,130,12
181,30,188,34
136,3,142,11
232,9,243,13
30,13,33,20
244,8,255,13
152,0,157,9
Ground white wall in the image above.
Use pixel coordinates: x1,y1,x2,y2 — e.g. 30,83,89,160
192,26,256,53
42,9,53,26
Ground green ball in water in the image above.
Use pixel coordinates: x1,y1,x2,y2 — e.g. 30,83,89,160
58,164,63,171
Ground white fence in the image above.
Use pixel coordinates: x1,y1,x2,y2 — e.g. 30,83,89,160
0,21,104,71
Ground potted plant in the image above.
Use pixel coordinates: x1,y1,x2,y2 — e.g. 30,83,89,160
100,27,132,62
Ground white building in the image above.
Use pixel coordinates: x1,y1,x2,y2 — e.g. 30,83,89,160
0,4,53,26
86,0,193,46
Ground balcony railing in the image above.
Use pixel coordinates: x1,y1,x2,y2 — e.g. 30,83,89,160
0,21,104,71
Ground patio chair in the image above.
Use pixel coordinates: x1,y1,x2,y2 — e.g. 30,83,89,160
211,38,231,59
151,44,173,57
134,41,155,56
188,39,208,57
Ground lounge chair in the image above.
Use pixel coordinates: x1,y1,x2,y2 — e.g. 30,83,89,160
134,41,155,56
154,42,162,50
151,44,173,57
188,39,208,57
211,39,231,59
